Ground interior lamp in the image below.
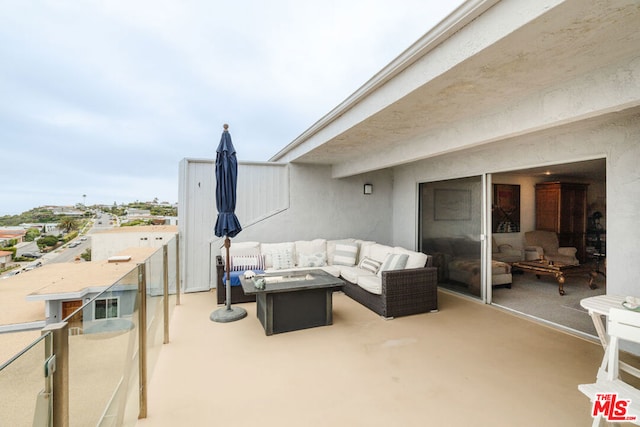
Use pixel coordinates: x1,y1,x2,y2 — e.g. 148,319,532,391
363,184,373,195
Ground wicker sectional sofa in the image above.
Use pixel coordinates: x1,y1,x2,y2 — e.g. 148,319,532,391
215,238,438,318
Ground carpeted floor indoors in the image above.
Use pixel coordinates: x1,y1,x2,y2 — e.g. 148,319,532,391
441,267,606,337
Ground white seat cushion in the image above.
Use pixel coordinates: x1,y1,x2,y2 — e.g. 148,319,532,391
357,275,382,295
320,265,342,277
339,265,375,283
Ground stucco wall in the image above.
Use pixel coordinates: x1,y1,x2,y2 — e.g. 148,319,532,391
92,230,177,261
225,163,393,245
392,112,640,296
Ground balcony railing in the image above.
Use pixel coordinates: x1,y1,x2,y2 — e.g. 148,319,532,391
0,235,180,427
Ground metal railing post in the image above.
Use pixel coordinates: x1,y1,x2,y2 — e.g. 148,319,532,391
176,234,181,305
41,322,69,427
163,244,169,344
138,264,148,419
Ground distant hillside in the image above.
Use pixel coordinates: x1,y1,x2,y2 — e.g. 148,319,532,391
0,203,177,227
0,207,66,226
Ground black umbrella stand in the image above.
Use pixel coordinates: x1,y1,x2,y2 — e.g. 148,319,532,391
210,237,247,322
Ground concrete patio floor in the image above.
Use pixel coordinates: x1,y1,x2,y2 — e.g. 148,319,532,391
137,289,604,427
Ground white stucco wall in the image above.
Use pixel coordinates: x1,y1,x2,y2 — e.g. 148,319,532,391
91,228,177,261
392,112,640,296
224,164,393,246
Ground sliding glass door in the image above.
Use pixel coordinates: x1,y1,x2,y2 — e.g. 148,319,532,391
419,176,487,300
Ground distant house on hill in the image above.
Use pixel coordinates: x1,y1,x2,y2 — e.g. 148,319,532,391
0,229,27,244
91,225,178,261
20,223,61,235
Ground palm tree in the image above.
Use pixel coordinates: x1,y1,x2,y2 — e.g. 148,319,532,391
58,217,78,234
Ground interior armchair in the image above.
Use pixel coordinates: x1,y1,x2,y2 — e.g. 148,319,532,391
524,230,579,265
492,237,523,263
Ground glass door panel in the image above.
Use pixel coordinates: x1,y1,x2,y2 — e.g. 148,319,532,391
419,176,484,299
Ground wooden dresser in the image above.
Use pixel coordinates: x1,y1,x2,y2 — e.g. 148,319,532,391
535,182,588,262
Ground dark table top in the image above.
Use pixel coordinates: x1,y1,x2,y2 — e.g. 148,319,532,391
239,269,345,295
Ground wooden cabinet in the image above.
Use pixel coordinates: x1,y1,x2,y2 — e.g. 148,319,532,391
535,182,588,262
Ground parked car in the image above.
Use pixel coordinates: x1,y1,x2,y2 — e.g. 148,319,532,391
24,262,42,271
21,252,42,259
1,269,21,279
68,242,81,248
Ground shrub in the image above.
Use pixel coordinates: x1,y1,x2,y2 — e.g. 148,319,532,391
81,248,91,261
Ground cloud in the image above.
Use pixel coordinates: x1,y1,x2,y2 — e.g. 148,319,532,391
0,0,464,215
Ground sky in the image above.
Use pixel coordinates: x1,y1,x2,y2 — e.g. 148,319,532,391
0,0,464,215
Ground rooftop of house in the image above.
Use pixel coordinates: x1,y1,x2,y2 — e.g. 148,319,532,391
0,247,157,326
92,225,178,234
0,247,158,364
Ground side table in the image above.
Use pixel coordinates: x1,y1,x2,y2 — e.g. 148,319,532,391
580,295,640,378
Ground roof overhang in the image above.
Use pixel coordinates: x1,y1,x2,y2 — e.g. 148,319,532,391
270,0,640,178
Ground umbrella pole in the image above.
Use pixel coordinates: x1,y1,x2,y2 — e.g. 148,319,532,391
225,236,232,310
210,236,247,323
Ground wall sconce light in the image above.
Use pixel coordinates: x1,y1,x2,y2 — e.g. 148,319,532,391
363,184,373,195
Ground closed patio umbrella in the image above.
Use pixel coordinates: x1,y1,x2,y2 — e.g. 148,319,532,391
210,124,247,323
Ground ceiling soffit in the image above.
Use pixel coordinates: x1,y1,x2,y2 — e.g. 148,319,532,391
288,0,640,176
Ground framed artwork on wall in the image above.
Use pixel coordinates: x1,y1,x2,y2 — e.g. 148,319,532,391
492,184,520,233
434,189,471,221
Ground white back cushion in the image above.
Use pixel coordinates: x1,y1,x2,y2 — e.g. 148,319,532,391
223,241,260,258
394,247,428,269
294,239,327,265
261,242,295,268
367,243,394,263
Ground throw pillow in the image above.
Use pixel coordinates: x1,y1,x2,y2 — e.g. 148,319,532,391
377,253,409,277
333,242,359,266
358,256,382,274
272,249,294,270
299,252,327,268
229,255,265,271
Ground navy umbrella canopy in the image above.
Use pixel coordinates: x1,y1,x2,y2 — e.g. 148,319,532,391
214,125,242,239
210,124,247,323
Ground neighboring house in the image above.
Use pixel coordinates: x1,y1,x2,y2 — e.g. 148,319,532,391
21,223,61,235
91,225,178,261
0,250,12,268
179,0,639,308
51,206,85,216
126,208,151,217
0,247,157,333
0,229,27,243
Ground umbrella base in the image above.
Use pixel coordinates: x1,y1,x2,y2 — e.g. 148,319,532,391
210,306,247,323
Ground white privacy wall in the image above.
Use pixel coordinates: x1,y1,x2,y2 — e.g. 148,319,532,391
233,164,393,245
391,113,640,297
180,159,393,291
178,158,216,293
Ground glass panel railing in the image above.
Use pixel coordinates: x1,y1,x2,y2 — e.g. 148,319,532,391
1,236,179,426
0,333,52,427
145,248,165,381
65,268,140,427
166,236,178,317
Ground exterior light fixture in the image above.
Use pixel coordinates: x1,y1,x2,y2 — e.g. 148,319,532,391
364,184,373,195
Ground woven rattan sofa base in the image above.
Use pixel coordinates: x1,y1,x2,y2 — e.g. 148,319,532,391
216,256,256,305
342,267,438,318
